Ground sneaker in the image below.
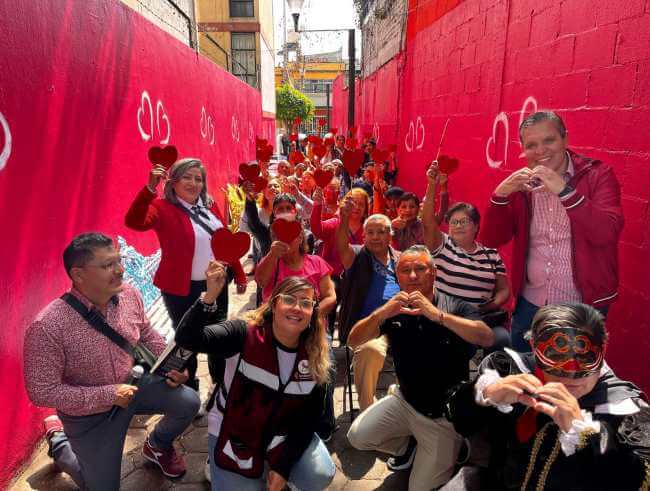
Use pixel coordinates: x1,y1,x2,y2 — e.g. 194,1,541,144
142,437,186,478
204,457,211,482
43,415,63,439
387,436,417,471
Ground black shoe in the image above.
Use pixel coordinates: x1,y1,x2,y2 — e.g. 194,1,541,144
387,436,417,471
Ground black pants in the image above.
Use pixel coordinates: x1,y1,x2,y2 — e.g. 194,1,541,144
161,280,228,391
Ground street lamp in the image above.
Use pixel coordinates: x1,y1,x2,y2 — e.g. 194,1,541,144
286,0,356,134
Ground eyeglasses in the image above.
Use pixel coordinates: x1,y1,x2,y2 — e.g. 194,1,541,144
449,218,473,227
277,293,316,311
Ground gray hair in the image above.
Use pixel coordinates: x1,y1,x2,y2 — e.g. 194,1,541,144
363,213,392,232
398,245,436,269
163,158,208,205
531,303,607,346
519,110,567,143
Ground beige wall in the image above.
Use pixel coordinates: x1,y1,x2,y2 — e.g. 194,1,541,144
121,0,195,46
361,0,407,76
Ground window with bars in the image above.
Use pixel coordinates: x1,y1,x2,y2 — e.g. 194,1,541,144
230,0,254,17
231,33,257,87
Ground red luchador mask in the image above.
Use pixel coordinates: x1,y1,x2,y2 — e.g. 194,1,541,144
533,326,604,379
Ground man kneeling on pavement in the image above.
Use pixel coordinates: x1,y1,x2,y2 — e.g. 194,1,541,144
346,245,495,490
23,233,200,490
444,302,650,490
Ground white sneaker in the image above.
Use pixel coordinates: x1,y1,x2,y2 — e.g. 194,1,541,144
204,457,211,482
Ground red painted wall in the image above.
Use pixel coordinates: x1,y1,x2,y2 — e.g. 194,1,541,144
334,0,650,391
0,0,267,486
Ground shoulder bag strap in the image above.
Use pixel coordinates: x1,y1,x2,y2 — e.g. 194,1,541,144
60,293,136,358
174,203,216,236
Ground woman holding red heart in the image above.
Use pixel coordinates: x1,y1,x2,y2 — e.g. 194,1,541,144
126,158,248,394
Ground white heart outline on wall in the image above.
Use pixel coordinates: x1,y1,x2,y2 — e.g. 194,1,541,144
231,116,240,142
405,121,415,152
415,116,425,150
137,90,171,144
372,122,380,144
485,112,509,169
404,117,426,152
0,111,12,172
200,106,215,145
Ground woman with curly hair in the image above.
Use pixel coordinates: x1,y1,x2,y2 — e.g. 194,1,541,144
175,269,335,491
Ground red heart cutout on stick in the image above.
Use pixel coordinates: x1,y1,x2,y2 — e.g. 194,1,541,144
371,149,389,163
324,137,335,146
349,126,358,135
318,118,327,127
307,135,322,145
255,137,268,146
294,117,302,125
271,218,302,244
437,155,460,174
342,149,365,175
314,169,334,188
312,145,327,159
289,133,298,142
148,145,178,169
239,162,261,181
346,138,359,149
253,176,268,193
212,229,250,264
329,128,338,135
256,144,273,162
387,143,397,152
289,150,305,165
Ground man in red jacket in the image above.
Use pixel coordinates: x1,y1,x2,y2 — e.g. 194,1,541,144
479,111,623,352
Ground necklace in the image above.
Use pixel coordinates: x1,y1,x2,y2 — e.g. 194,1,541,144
520,422,561,491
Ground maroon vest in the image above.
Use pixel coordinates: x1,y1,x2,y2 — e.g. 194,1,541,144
213,322,317,478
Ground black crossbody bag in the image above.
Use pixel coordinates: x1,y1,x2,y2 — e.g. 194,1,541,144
61,293,157,371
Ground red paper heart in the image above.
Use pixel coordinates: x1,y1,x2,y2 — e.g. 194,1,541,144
239,162,261,181
342,149,365,175
438,155,460,174
271,218,302,244
387,143,397,152
312,145,327,159
289,133,298,142
371,149,389,163
255,137,268,146
329,127,338,135
314,169,334,188
318,118,327,127
256,144,273,162
294,117,302,125
349,126,358,135
346,138,359,149
307,135,322,145
363,132,373,140
148,145,178,169
324,137,335,146
253,176,268,193
211,229,251,264
289,150,305,165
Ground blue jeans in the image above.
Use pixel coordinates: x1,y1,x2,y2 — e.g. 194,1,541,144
51,374,200,490
511,297,609,352
208,433,335,491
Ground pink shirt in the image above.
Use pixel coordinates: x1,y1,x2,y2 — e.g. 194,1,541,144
523,156,581,306
23,284,167,416
262,254,333,301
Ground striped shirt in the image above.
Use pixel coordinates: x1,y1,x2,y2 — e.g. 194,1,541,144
432,233,507,304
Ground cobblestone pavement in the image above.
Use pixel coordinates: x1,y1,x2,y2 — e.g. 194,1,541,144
11,281,409,490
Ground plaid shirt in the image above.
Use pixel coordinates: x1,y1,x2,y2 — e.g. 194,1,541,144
23,284,166,416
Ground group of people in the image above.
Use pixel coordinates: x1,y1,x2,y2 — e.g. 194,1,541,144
23,111,649,490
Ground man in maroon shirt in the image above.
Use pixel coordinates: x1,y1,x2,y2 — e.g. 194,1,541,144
23,233,199,490
480,111,623,352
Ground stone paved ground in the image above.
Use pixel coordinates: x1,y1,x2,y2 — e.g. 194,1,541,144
11,281,409,490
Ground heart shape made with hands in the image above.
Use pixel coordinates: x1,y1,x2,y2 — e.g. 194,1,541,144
148,145,178,169
342,149,365,175
256,144,273,162
271,218,302,244
211,228,251,264
253,176,268,193
437,155,460,174
312,145,327,160
288,150,305,165
371,149,389,163
314,169,334,188
239,162,261,181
